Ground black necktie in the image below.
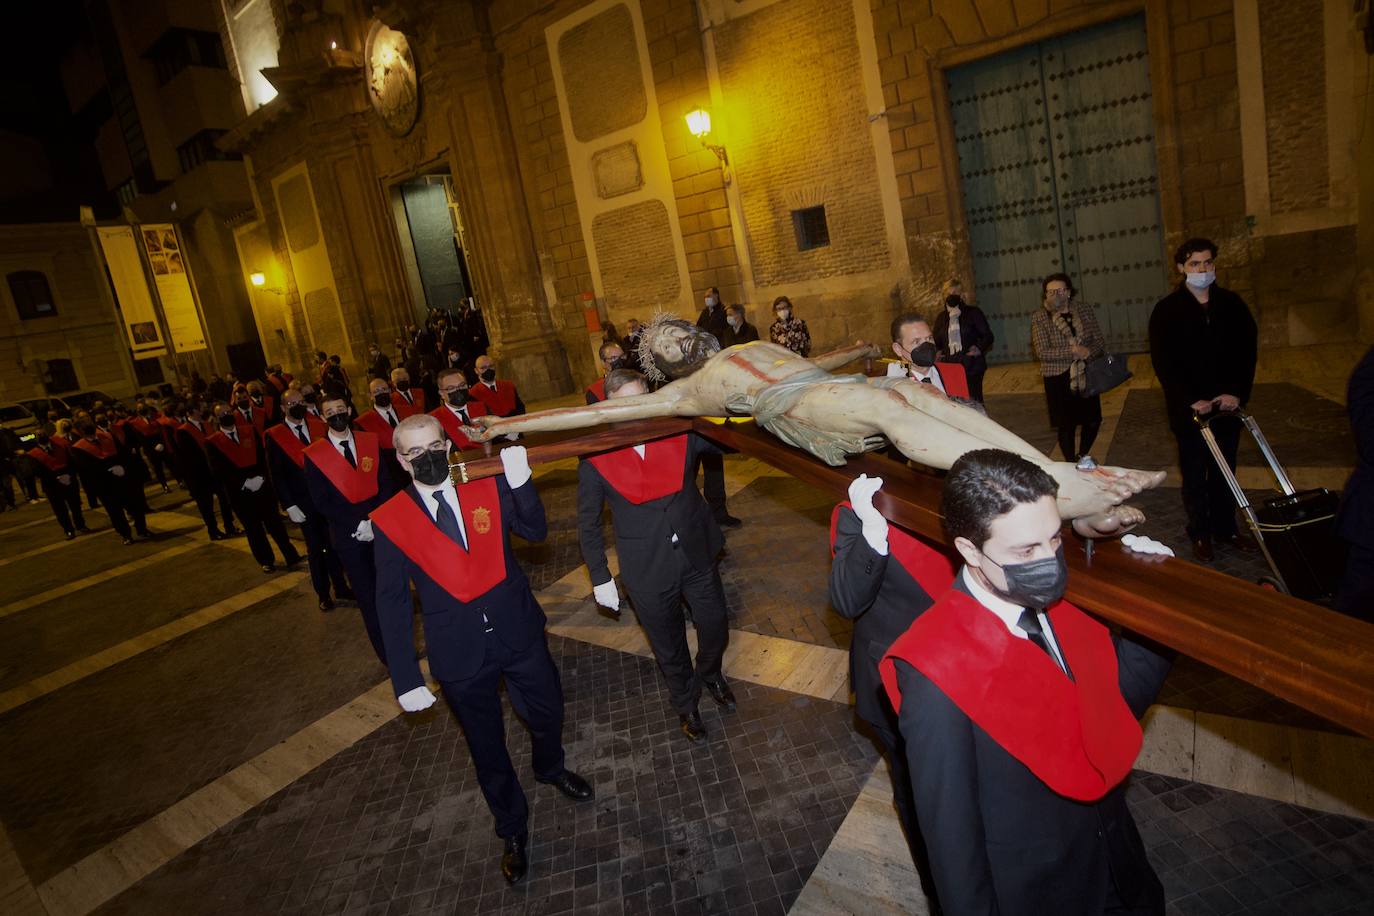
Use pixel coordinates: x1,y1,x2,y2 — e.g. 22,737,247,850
294,425,309,445
1018,610,1064,673
341,439,356,468
920,377,932,384
432,492,465,549
227,430,238,444
385,411,397,428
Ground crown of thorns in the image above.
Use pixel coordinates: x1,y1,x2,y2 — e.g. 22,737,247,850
634,312,690,384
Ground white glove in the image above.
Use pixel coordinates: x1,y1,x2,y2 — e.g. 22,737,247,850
593,579,620,610
397,685,437,712
286,505,307,524
847,473,889,556
57,474,71,486
353,519,374,542
500,444,532,488
109,465,125,478
154,443,164,452
1122,534,1176,557
242,475,265,492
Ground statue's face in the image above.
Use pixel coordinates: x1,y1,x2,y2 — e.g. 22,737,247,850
649,321,720,379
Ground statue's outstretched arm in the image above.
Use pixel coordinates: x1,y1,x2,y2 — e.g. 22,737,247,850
809,342,881,373
467,388,711,441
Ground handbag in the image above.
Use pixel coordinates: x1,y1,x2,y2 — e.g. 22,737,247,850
1083,353,1132,397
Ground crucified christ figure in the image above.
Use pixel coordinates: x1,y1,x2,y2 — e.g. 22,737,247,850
467,315,1164,537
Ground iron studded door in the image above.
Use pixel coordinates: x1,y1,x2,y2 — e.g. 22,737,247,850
947,15,1166,363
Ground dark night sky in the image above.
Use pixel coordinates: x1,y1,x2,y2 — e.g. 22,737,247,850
1,0,119,224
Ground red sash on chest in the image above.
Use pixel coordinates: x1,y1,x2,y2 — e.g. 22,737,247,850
207,431,259,468
471,380,517,416
28,443,70,472
935,362,970,399
72,433,118,460
305,433,381,504
356,409,398,449
587,435,688,504
130,417,157,439
266,417,327,469
880,591,1142,801
394,389,425,415
369,479,507,602
178,422,208,448
586,378,607,402
107,423,127,448
829,502,955,596
156,415,179,444
431,402,488,449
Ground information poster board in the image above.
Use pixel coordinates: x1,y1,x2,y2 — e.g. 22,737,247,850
97,226,166,358
140,224,207,353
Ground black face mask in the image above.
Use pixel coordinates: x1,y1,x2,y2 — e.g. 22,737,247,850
373,392,391,409
326,414,351,432
479,369,496,383
447,389,469,408
945,295,965,310
984,545,1068,609
908,341,938,368
606,356,625,372
395,380,410,392
409,448,450,486
235,400,250,411
77,423,96,437
286,404,308,421
218,415,237,429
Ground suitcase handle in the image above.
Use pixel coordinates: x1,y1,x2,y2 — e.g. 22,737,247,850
1191,407,1245,429
1193,408,1297,498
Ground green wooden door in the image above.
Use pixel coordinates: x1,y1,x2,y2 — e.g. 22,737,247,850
947,15,1166,363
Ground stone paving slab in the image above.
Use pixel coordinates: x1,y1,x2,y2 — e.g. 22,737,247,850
0,543,259,691
0,587,386,885
94,636,879,916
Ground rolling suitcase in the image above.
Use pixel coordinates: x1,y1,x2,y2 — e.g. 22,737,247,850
1196,410,1345,601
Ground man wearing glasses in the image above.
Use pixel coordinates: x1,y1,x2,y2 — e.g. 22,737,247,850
370,414,592,886
429,367,488,449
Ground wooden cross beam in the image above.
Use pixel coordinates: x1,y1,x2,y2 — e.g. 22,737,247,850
447,417,1374,738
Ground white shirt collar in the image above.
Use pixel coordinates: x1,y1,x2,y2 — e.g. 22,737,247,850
632,443,646,458
328,427,354,447
445,402,469,416
961,565,1026,634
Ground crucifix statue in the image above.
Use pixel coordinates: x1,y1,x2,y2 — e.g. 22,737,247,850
466,315,1164,537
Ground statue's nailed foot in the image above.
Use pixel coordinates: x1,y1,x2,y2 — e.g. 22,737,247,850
1071,504,1146,539
1050,462,1166,522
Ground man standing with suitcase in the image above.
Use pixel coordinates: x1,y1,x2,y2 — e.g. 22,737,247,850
1149,238,1259,562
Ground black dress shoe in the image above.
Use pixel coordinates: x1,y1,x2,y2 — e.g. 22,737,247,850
716,514,743,530
209,530,226,541
704,677,737,713
224,527,242,537
65,531,76,540
136,528,152,539
261,564,276,573
680,709,707,743
121,537,133,546
335,587,356,601
77,527,92,534
283,553,304,568
501,833,528,885
319,597,335,612
1191,537,1214,562
537,769,594,801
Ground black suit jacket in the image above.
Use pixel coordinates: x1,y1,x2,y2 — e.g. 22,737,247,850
204,430,266,493
828,506,939,730
1149,283,1258,430
304,449,399,549
173,425,215,489
933,304,994,379
577,433,723,591
696,304,729,343
722,322,760,347
896,582,1171,916
265,427,316,514
1338,344,1374,548
373,478,548,693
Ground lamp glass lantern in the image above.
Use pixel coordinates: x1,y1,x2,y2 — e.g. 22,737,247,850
249,272,267,287
685,108,712,139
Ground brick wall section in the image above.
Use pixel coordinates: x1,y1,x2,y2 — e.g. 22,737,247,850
1257,0,1328,215
714,0,890,287
641,0,744,308
591,199,682,312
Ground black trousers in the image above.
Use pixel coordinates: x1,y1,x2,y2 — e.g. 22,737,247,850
231,486,300,567
188,480,236,536
966,368,986,403
45,477,86,534
439,634,566,838
624,549,730,714
142,446,168,487
299,512,347,601
698,451,729,521
334,538,385,662
1174,418,1240,541
97,476,147,539
1336,542,1374,623
869,719,941,907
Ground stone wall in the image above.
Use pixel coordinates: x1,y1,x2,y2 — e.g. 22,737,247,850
1257,0,1328,216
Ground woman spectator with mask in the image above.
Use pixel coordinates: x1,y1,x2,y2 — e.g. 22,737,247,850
932,278,994,402
1030,272,1106,463
768,296,811,356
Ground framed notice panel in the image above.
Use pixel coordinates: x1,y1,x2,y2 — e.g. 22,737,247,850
97,226,167,358
140,223,207,353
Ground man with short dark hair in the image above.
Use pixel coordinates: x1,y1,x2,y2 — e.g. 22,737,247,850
887,313,970,399
469,354,525,418
1149,237,1259,562
388,366,425,414
26,423,88,538
580,368,737,742
932,279,994,402
882,448,1170,916
429,368,488,449
585,341,628,404
696,286,728,342
720,304,759,347
206,401,302,573
175,399,238,541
